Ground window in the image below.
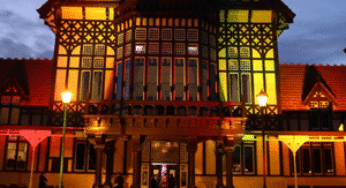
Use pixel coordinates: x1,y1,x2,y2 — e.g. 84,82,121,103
242,74,251,103
80,44,106,101
117,47,123,59
6,136,28,171
135,28,146,40
202,45,208,59
149,28,159,40
135,43,146,54
187,29,198,41
229,74,239,102
201,61,208,101
134,58,145,100
161,43,172,54
115,62,123,100
161,58,172,100
74,142,96,171
175,58,185,101
240,47,250,58
148,58,158,100
210,63,218,101
125,59,131,100
1,95,20,124
174,29,185,41
162,29,172,40
117,33,124,45
224,142,255,174
126,30,132,42
188,44,198,55
175,43,185,55
291,143,334,175
188,59,198,101
148,43,159,54
125,44,132,57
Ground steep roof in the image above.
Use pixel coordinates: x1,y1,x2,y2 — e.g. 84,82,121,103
0,58,53,107
280,63,346,111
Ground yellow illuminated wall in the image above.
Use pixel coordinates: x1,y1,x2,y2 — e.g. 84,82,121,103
218,9,278,113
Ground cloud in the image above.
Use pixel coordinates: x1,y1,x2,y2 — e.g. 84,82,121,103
0,38,35,59
0,9,54,59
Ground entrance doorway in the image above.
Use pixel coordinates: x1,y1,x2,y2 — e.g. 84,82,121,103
151,163,179,188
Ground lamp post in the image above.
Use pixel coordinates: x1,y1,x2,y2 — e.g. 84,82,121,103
59,91,72,188
257,90,268,188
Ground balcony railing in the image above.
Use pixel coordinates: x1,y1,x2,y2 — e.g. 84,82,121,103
83,99,246,137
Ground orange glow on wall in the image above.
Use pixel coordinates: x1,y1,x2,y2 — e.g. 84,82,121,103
85,7,107,20
61,7,83,20
54,69,67,101
251,10,272,23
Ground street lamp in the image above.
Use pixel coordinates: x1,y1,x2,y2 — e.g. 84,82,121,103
257,90,268,188
59,91,72,188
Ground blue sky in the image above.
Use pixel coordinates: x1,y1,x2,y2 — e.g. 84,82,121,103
0,0,345,65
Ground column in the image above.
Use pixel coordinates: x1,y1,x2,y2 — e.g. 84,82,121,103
216,143,224,188
89,135,106,188
224,146,234,188
103,140,115,188
187,141,198,188
132,138,143,188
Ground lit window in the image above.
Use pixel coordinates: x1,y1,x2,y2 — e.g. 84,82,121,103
117,47,123,59
240,60,251,71
94,45,105,55
310,101,318,109
174,29,185,41
118,33,124,45
126,30,132,42
175,43,185,55
228,47,238,58
82,57,92,68
242,74,251,103
149,28,159,40
135,44,146,54
5,137,28,171
229,60,238,71
187,29,198,41
135,28,146,40
161,58,172,100
320,101,329,108
93,57,104,68
125,44,132,57
188,45,198,55
134,58,145,100
188,59,198,101
240,47,250,58
162,29,172,40
82,45,93,55
291,143,334,176
161,43,172,54
148,43,159,54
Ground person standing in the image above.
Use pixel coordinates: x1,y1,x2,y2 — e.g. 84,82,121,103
114,173,124,188
151,176,157,188
38,173,47,188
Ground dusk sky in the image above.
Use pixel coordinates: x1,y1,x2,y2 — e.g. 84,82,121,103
0,0,345,65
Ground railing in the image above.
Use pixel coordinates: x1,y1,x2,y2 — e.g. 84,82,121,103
82,100,246,136
84,99,244,117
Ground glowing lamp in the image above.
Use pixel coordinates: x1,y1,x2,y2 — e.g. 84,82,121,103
257,90,268,107
61,91,72,103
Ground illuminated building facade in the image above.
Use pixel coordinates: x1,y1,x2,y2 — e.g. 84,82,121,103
1,0,346,188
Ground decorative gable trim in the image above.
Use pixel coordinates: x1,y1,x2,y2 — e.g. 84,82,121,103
0,77,29,99
302,81,337,107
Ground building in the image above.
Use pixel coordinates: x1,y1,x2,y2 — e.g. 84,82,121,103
1,0,346,188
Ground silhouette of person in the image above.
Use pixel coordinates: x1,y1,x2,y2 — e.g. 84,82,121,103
39,173,47,188
114,172,124,188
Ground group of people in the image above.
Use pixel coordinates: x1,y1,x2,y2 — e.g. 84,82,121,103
151,174,176,188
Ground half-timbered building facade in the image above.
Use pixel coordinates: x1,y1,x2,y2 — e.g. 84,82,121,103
1,0,346,188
